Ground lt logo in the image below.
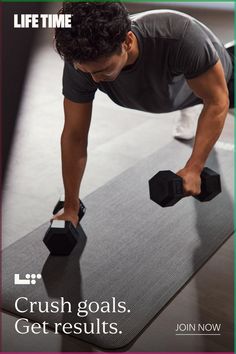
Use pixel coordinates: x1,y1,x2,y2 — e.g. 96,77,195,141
14,273,42,285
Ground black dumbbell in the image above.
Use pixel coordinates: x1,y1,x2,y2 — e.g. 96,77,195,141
149,167,221,207
43,197,86,256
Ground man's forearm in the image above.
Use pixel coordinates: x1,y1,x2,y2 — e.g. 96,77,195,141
61,131,87,211
185,101,229,172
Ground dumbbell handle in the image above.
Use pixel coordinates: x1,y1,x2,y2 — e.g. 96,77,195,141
53,197,86,221
169,167,221,201
170,167,211,200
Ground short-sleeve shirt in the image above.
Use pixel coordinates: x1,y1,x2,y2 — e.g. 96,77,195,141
62,9,232,113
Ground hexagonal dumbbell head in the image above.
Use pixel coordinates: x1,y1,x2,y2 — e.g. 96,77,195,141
43,220,78,256
195,167,221,202
149,170,185,207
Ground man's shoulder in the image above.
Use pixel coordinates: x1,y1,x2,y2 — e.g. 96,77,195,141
130,10,191,40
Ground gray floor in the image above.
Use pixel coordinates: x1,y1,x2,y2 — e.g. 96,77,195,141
2,3,234,352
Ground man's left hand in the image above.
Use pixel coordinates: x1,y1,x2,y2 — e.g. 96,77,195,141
176,167,202,196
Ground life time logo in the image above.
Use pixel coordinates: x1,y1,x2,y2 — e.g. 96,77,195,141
14,14,72,28
14,274,42,285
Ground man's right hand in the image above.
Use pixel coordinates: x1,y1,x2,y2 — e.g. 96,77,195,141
51,208,79,228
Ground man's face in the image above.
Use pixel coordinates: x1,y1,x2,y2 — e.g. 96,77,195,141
74,45,128,83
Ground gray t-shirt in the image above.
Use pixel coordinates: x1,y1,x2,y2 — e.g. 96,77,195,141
62,10,232,113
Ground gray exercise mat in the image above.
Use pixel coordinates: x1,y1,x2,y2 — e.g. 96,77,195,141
2,140,233,349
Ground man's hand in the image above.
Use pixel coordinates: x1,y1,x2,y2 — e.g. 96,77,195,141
51,202,80,228
176,166,202,196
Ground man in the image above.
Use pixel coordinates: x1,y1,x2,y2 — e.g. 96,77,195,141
54,2,234,226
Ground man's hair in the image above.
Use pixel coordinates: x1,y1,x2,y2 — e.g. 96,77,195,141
54,2,131,63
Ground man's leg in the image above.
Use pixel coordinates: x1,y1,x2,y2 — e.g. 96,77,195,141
172,105,202,140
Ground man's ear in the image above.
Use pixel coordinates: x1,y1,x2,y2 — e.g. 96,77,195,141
123,31,133,51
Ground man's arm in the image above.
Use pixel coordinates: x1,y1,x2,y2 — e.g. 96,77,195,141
177,60,229,195
54,97,92,226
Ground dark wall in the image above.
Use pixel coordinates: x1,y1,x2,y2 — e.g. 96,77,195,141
2,2,45,183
